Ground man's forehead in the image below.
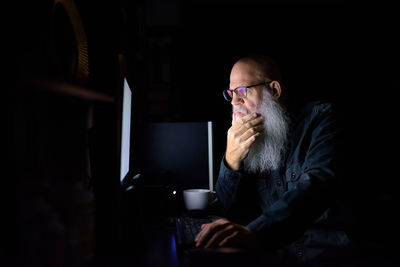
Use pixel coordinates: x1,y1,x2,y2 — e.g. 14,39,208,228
230,73,260,86
230,62,261,84
229,79,258,87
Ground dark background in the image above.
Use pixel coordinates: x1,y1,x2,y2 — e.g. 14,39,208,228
12,0,399,155
7,0,400,266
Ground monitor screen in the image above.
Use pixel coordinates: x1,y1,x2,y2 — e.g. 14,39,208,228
139,121,214,191
120,78,132,182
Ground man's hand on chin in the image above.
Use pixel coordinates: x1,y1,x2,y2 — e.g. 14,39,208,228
225,113,264,171
194,219,257,249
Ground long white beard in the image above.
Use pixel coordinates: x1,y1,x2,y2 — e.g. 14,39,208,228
232,91,290,173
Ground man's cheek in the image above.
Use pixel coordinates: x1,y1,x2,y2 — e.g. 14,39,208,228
247,104,258,114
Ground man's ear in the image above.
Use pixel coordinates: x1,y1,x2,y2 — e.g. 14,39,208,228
270,81,282,99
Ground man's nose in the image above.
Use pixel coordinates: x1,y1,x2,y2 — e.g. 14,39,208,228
231,93,244,105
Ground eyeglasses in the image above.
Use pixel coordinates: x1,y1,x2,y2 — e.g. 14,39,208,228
222,81,272,101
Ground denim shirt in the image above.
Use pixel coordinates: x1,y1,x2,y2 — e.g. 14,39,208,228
216,101,350,254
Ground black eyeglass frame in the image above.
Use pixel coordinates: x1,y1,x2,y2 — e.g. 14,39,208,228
223,81,273,101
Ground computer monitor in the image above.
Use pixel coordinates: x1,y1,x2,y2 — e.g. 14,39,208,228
120,77,132,182
118,76,146,255
139,121,214,191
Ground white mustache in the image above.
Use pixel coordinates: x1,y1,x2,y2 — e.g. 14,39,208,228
232,105,249,124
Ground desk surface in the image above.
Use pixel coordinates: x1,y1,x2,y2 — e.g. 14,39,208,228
122,215,400,267
142,219,180,267
89,213,400,267
133,216,285,267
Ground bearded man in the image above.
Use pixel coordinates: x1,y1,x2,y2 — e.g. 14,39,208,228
195,54,352,264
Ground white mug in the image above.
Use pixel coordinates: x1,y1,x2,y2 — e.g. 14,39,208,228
183,189,216,210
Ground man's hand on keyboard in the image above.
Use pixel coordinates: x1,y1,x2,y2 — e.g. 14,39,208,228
194,218,257,249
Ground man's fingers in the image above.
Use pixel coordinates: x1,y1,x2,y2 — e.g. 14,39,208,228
194,224,210,244
237,116,263,133
237,113,257,124
218,230,239,247
242,132,260,149
240,125,264,143
195,223,209,242
204,224,235,248
236,113,261,127
195,220,256,249
195,220,229,247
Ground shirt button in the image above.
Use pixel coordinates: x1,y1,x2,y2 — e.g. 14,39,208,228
297,249,303,257
291,172,296,180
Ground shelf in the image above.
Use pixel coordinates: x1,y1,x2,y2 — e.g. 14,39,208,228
25,78,115,103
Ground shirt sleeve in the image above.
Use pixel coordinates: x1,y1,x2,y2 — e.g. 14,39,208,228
247,102,343,248
216,157,260,224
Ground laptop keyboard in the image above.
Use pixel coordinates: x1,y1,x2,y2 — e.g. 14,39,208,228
175,217,214,247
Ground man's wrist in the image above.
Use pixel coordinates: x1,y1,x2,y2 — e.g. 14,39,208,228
224,155,241,171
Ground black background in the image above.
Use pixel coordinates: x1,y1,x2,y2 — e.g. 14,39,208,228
7,0,400,265
11,0,399,162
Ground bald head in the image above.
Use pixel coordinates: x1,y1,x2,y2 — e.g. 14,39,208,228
230,55,283,103
231,55,282,83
